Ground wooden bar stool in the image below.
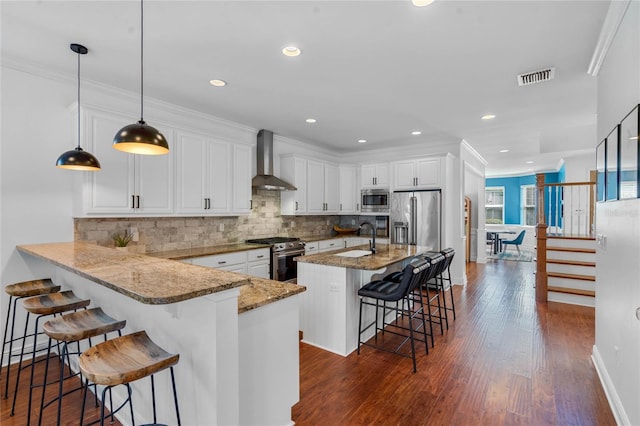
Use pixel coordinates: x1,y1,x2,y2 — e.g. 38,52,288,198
39,307,126,426
2,278,60,399
79,330,181,426
10,290,90,423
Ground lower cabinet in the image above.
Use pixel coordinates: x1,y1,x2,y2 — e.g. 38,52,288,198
189,248,270,279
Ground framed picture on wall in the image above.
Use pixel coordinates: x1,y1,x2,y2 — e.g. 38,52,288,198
619,104,639,199
596,139,606,202
606,125,619,201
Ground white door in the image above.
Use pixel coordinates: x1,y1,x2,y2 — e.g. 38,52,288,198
416,158,441,188
394,160,417,190
176,133,207,214
324,163,339,212
307,160,325,213
233,144,252,213
207,140,231,213
136,126,174,214
339,166,357,213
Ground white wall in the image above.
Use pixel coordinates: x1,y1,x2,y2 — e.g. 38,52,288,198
592,2,640,425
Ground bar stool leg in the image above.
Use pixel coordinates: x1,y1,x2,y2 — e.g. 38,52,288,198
10,311,31,415
170,367,182,426
2,296,20,399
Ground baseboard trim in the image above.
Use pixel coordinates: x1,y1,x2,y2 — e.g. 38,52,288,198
591,345,631,425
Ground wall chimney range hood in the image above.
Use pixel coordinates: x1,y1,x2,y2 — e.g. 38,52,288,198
252,129,297,191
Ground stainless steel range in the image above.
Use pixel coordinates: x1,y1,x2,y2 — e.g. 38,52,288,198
245,237,305,282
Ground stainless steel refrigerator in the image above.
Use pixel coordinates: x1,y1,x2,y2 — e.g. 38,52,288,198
390,189,441,251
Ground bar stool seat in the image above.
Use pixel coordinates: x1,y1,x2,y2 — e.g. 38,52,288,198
11,290,90,424
79,330,181,426
2,279,60,399
39,307,126,426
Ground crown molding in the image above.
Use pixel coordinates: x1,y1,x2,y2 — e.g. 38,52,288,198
588,0,631,76
461,140,489,166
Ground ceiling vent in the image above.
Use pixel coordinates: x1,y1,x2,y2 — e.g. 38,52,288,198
517,67,555,86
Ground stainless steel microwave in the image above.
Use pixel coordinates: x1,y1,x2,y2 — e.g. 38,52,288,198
361,189,389,213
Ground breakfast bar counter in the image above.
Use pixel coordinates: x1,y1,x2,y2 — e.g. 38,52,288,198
17,241,304,426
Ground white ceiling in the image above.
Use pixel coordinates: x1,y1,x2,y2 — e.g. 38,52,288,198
1,0,609,176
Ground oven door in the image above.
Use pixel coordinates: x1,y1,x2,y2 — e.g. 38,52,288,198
272,249,305,282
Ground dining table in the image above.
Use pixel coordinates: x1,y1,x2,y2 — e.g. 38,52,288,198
487,230,517,255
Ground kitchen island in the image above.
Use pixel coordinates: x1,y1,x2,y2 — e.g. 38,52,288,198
296,243,430,356
17,241,305,426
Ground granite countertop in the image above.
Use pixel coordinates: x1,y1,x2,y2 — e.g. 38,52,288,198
150,243,269,260
18,242,253,305
295,243,430,271
237,276,306,314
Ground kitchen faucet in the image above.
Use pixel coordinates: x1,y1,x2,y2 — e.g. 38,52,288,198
359,221,377,254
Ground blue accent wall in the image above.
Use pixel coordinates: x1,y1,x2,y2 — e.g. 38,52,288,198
486,173,561,225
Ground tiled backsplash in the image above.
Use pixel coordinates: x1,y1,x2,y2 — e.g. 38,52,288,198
74,189,340,253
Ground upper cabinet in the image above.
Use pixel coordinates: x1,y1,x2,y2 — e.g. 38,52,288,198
74,106,252,217
280,156,308,215
393,157,442,190
339,165,358,214
233,144,252,213
77,108,174,216
280,155,339,215
175,131,231,214
361,163,389,188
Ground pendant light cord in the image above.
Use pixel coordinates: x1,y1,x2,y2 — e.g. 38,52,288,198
77,49,81,150
140,0,144,122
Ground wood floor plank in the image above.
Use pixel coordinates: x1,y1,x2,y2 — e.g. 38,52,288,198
292,260,616,425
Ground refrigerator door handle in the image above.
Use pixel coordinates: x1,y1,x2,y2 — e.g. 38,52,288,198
410,196,417,245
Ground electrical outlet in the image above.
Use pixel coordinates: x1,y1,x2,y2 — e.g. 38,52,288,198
291,221,295,228
130,227,139,242
219,223,224,232
596,233,606,249
351,219,356,225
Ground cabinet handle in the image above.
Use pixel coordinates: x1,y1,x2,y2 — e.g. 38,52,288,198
373,177,377,185
250,199,253,209
131,195,135,209
218,261,227,265
295,201,298,211
257,255,264,259
136,195,140,209
340,203,342,211
357,203,360,211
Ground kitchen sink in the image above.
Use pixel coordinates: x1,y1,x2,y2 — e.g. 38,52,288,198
334,250,372,258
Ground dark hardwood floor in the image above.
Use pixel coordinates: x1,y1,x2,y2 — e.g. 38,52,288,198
292,259,615,425
2,259,614,425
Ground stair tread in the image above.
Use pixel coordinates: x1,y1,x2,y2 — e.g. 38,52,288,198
547,259,596,267
548,272,595,281
547,246,596,253
548,286,595,297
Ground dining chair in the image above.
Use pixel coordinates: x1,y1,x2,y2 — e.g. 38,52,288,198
501,230,525,254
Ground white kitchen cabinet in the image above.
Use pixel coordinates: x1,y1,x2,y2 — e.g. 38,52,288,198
280,156,308,215
360,163,390,188
304,241,319,255
281,156,338,215
189,248,270,278
339,166,358,214
247,248,270,279
307,160,339,213
393,157,441,190
191,250,247,273
175,131,231,215
318,238,344,252
233,144,252,213
78,108,174,216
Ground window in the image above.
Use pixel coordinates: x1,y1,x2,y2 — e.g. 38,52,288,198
485,187,504,224
521,185,536,226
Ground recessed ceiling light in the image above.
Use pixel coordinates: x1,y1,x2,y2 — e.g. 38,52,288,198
282,46,301,57
209,79,226,87
358,139,367,144
499,149,509,153
525,160,534,164
305,118,317,124
481,114,496,120
411,131,422,135
412,0,435,6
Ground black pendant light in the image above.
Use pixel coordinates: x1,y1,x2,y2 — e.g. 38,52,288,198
56,43,101,171
112,0,169,155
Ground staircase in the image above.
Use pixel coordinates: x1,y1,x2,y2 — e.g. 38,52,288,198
546,235,596,306
534,173,597,305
